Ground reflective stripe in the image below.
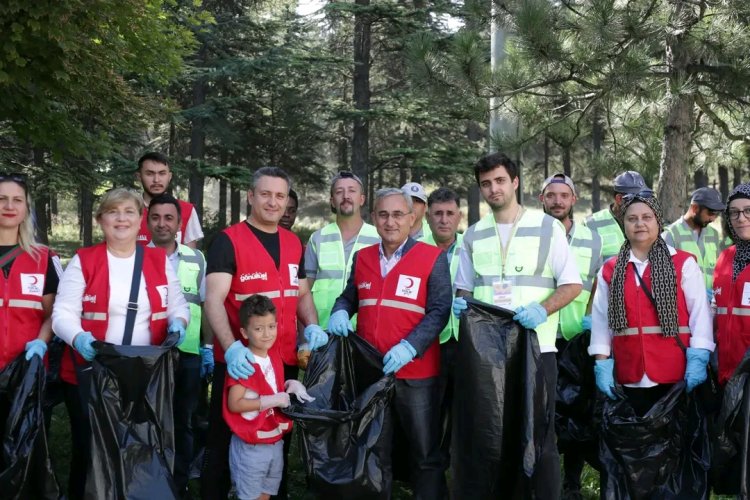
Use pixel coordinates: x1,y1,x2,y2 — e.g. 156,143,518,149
467,225,496,243
380,299,426,315
235,291,281,301
358,236,381,245
581,278,594,292
152,311,168,321
359,299,378,307
8,299,43,310
183,292,201,305
82,312,107,321
315,269,344,280
257,422,291,440
473,275,555,288
0,299,3,307
615,326,691,336
533,217,553,276
319,233,342,243
716,307,728,315
714,307,750,316
284,290,299,297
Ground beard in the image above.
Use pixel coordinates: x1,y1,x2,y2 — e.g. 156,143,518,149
693,213,710,228
542,205,573,222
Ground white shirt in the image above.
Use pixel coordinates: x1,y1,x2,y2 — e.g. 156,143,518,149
588,246,715,387
181,208,204,246
379,239,409,278
240,353,277,421
53,250,190,346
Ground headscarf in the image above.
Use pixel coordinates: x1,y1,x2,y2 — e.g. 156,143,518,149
608,191,679,337
724,183,750,280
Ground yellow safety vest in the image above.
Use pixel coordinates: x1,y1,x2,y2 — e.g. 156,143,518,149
585,208,624,262
662,218,720,290
420,232,463,343
559,223,601,340
176,245,205,355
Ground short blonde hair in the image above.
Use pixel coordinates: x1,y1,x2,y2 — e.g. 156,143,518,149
95,188,145,220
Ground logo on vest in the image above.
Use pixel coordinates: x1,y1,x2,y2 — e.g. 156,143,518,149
240,272,267,282
395,275,421,299
20,274,44,296
137,234,148,241
288,264,299,286
714,287,721,297
358,281,372,290
83,294,97,303
156,285,168,308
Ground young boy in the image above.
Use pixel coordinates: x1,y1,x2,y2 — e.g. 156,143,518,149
223,294,314,500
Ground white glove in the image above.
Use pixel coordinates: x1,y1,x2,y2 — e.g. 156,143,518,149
285,379,315,403
259,392,291,410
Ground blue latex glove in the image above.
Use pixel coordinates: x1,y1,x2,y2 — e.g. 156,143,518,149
25,339,47,360
168,319,187,346
685,347,710,392
200,346,214,378
513,302,548,329
328,310,352,337
383,340,417,375
304,324,328,351
453,297,468,318
225,340,256,380
706,289,714,304
594,358,617,400
582,315,592,332
73,332,96,362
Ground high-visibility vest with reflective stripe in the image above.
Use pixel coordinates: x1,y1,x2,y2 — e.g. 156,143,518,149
602,250,692,385
713,245,750,385
222,354,292,444
559,224,602,340
137,199,195,246
61,243,169,385
414,218,432,240
309,222,380,329
464,211,561,348
585,208,624,261
420,232,463,343
176,245,205,355
221,222,301,366
355,242,442,379
0,247,50,370
662,218,721,291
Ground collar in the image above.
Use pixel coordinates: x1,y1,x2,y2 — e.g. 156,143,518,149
147,240,180,257
379,239,409,261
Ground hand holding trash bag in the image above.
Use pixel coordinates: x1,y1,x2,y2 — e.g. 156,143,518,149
513,302,547,329
328,310,352,337
684,347,709,392
225,340,255,379
453,297,468,317
260,392,291,410
383,340,416,375
304,324,328,350
24,339,47,360
73,332,96,361
167,319,187,346
595,358,617,399
285,379,315,403
200,346,214,378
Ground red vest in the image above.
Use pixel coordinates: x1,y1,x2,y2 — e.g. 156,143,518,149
602,250,692,385
218,223,302,366
355,242,441,379
713,246,750,385
223,354,292,445
60,243,170,384
137,199,194,246
0,247,50,370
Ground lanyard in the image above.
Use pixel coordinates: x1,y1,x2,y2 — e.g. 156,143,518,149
492,206,524,279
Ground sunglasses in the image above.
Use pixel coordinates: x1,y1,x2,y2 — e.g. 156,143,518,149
622,189,654,203
0,172,28,191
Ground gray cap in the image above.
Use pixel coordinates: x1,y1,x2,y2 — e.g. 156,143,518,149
691,187,726,211
541,173,576,196
613,170,646,194
402,182,427,203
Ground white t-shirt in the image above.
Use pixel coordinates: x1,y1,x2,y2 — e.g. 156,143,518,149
180,208,204,246
240,354,277,421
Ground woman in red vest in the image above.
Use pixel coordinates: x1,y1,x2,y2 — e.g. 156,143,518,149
52,188,189,500
714,183,750,385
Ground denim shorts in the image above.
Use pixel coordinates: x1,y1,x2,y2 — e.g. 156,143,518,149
229,434,284,499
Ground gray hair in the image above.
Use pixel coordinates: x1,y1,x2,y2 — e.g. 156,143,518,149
96,188,145,219
374,188,413,211
252,166,292,191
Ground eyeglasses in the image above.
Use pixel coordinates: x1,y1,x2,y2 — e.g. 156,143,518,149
728,207,750,221
622,189,654,203
375,211,411,221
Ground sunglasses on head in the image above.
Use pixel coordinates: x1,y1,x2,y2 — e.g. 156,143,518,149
0,172,27,189
622,189,654,203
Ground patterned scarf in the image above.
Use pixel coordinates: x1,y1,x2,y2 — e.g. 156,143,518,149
725,183,750,280
608,192,679,337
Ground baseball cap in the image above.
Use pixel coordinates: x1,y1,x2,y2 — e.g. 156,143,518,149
331,170,364,189
691,187,726,211
541,173,576,196
613,170,646,194
402,182,428,203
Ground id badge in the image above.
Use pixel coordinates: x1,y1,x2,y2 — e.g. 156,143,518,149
492,278,513,308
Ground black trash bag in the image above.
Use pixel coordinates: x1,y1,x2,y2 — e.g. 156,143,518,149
711,349,750,496
451,299,549,498
0,354,59,500
600,382,710,500
283,334,395,499
85,336,179,500
556,331,601,471
43,336,66,412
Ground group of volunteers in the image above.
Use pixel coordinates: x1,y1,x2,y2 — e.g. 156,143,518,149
1,147,749,500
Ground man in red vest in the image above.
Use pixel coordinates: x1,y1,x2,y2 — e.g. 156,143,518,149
329,187,452,499
202,166,327,500
135,152,204,248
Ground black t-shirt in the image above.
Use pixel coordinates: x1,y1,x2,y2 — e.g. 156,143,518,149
207,222,306,278
0,245,60,295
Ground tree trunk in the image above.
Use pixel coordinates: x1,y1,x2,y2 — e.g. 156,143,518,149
591,105,604,212
189,47,207,222
562,145,571,177
219,178,227,229
693,169,708,190
468,185,480,225
32,149,49,244
658,1,697,222
230,183,241,224
351,0,371,195
718,165,729,203
80,182,93,247
399,159,407,186
543,134,549,179
734,167,741,189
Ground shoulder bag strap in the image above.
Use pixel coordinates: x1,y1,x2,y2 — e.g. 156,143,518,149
631,262,688,352
122,245,144,346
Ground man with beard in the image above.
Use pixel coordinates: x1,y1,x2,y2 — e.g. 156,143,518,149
453,153,581,498
135,152,204,248
662,187,726,295
305,171,380,331
539,174,602,500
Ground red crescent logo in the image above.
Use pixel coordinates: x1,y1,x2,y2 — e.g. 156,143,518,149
405,277,414,288
29,276,38,285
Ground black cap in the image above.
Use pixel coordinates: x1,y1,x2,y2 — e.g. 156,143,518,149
691,187,726,211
